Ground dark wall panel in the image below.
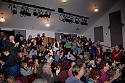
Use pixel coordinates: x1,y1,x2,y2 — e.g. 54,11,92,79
94,26,104,42
108,10,124,47
55,33,61,41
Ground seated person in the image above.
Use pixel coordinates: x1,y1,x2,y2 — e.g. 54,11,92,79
30,48,37,58
66,63,86,83
98,61,121,83
0,71,5,83
40,63,60,83
88,68,101,83
68,61,76,76
20,62,33,76
6,75,17,83
77,53,85,63
27,54,34,65
54,50,60,62
89,60,96,68
66,51,76,61
108,60,118,76
33,58,43,78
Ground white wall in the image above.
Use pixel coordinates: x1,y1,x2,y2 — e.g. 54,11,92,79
0,27,55,39
83,0,125,49
0,27,79,39
26,30,55,39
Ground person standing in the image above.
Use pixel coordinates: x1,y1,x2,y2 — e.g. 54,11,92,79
0,49,19,77
112,45,123,62
6,36,19,56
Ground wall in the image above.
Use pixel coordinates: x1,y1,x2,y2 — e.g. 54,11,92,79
0,27,55,39
82,0,125,50
26,30,55,39
0,27,78,39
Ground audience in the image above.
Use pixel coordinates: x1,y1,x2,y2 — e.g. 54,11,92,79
0,32,125,83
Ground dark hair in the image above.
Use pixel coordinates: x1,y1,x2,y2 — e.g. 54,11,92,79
2,48,10,53
100,61,107,69
89,68,101,80
108,59,115,66
56,50,60,54
72,63,84,76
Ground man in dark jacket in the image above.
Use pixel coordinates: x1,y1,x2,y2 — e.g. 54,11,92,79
0,49,19,77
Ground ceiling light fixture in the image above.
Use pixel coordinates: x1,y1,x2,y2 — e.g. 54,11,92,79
94,5,99,12
45,18,50,27
0,13,5,22
45,23,50,27
61,0,67,3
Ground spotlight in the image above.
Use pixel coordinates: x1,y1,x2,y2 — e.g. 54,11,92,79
44,11,51,18
20,7,31,17
69,15,73,24
20,7,25,17
81,22,88,25
75,17,80,24
38,10,44,18
26,12,31,16
59,14,66,22
8,4,17,15
65,15,69,22
65,15,73,24
12,10,17,15
81,18,88,25
33,9,38,16
25,7,31,16
11,5,17,15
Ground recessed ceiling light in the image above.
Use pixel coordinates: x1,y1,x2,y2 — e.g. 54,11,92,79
45,23,50,27
94,8,99,12
61,0,67,3
94,5,99,12
0,13,5,22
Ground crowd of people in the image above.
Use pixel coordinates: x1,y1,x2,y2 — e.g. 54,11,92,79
0,31,125,83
